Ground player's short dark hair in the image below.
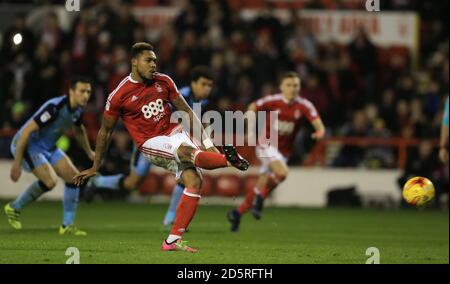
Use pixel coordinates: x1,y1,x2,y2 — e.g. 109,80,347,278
190,66,213,82
131,42,154,58
278,71,300,84
69,76,92,90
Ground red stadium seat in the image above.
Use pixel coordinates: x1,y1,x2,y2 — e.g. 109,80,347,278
138,172,161,195
215,174,242,197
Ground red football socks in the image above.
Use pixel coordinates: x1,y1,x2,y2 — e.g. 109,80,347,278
170,188,201,237
260,173,286,198
194,151,228,169
260,174,277,198
237,187,256,215
237,173,287,215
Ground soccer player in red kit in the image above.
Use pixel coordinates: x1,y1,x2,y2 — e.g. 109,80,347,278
227,72,325,232
73,42,249,252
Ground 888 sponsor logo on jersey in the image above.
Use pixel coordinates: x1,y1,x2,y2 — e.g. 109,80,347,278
274,120,295,135
142,99,166,122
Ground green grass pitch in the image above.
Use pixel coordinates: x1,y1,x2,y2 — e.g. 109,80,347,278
0,200,448,264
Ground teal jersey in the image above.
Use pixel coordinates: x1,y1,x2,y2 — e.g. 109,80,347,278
13,95,83,151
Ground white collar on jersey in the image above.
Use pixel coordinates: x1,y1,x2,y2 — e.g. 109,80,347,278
128,74,139,84
278,94,296,105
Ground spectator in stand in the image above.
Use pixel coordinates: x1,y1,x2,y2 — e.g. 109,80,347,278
332,110,369,167
40,12,65,53
0,0,448,172
365,118,395,169
34,41,60,106
348,28,377,103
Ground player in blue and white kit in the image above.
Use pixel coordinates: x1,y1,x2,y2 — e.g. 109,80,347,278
4,77,94,236
83,66,214,229
439,96,449,164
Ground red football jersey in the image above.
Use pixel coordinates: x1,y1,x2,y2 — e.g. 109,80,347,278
255,94,320,157
104,73,181,148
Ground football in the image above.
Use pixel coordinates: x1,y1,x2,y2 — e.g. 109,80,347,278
402,177,435,207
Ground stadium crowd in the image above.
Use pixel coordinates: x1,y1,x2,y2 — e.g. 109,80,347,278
0,0,448,176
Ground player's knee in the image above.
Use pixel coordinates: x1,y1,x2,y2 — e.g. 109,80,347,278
39,179,57,191
274,171,287,183
177,145,196,163
184,177,202,190
182,170,202,190
193,178,202,190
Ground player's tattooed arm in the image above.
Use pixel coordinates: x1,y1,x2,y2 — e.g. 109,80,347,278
73,115,118,186
73,124,95,161
10,120,40,182
311,118,326,140
170,95,218,152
